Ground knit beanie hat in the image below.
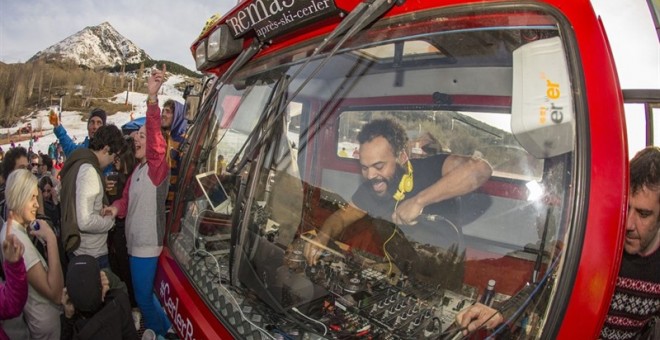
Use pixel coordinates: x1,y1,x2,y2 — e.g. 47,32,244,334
66,255,103,313
89,108,107,125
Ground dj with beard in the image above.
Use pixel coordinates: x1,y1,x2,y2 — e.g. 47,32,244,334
304,119,492,266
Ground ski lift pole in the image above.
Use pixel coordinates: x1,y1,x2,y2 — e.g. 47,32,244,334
58,92,64,121
125,80,130,105
122,40,129,105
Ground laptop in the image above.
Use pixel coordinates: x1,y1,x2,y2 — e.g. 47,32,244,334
194,171,232,214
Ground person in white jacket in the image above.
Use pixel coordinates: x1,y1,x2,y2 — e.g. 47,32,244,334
59,124,125,269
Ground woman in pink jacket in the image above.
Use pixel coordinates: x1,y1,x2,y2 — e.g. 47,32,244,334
0,233,28,340
104,65,172,337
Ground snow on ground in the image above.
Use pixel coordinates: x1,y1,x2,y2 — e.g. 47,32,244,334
0,74,185,155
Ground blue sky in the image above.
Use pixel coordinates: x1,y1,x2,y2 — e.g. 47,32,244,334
0,0,235,70
0,0,657,87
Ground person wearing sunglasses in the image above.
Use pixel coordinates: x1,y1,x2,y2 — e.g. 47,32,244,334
59,125,124,270
29,154,42,179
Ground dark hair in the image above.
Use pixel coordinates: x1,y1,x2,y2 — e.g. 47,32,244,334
41,154,54,171
630,146,660,197
88,108,107,125
3,147,28,180
38,176,54,192
357,119,409,156
89,124,124,154
117,136,136,175
163,99,176,111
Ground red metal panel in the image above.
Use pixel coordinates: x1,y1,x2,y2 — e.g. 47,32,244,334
155,250,235,339
550,0,627,338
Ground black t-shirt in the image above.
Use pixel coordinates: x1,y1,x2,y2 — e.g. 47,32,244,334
351,154,462,251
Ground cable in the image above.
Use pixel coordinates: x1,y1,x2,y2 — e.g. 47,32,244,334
201,251,228,282
192,248,277,340
384,205,464,276
422,214,464,253
291,307,328,336
270,327,295,340
190,208,230,281
485,255,561,339
382,224,398,276
192,208,214,253
382,200,401,275
453,254,561,340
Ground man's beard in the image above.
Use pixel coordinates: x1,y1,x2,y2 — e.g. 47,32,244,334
368,177,390,197
367,165,405,197
161,117,172,130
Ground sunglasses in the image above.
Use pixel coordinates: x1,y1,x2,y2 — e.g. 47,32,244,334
31,163,40,167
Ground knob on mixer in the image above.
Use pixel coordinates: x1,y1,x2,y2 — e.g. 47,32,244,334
341,276,363,293
285,250,307,273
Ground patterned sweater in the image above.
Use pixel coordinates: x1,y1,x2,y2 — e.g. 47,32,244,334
600,248,660,340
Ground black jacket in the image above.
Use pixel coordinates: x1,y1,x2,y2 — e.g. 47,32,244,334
60,289,138,340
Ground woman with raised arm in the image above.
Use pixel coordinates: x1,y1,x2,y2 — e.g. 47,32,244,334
104,65,173,338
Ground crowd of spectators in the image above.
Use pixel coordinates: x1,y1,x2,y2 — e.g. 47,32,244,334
0,65,184,340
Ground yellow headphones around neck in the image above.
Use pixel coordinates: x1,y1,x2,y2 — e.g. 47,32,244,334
393,160,414,202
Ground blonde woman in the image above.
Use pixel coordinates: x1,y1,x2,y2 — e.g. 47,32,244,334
0,169,63,339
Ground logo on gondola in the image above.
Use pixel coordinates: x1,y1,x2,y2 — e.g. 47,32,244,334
226,0,338,40
160,281,196,340
539,75,564,125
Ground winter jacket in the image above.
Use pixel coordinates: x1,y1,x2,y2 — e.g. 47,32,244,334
54,125,89,158
60,289,138,340
0,258,28,340
112,102,169,258
59,148,109,253
164,100,188,209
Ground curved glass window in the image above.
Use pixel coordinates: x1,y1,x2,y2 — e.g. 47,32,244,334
171,6,579,339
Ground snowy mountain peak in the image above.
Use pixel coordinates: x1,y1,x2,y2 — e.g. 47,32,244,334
29,22,151,70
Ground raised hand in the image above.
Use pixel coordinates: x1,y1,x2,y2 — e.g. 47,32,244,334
49,110,60,127
147,64,167,99
2,233,24,263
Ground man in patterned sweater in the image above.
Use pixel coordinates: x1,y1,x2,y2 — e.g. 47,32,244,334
600,146,660,339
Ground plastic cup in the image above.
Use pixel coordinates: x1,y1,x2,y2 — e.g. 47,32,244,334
106,171,119,195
